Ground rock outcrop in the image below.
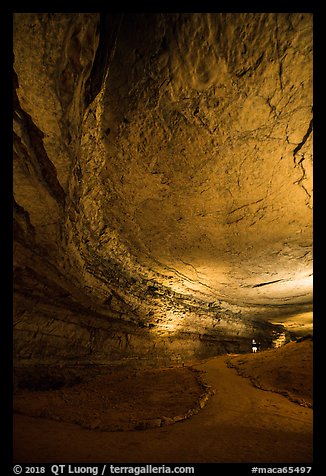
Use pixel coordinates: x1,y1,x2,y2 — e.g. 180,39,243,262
13,13,313,370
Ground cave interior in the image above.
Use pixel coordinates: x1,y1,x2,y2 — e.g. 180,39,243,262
13,12,313,386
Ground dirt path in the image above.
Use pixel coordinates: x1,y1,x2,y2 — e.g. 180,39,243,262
14,356,312,463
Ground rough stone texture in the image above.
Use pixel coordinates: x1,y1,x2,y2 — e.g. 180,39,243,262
13,13,313,370
14,366,213,431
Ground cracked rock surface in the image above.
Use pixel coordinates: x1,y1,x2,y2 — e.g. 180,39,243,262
13,13,313,370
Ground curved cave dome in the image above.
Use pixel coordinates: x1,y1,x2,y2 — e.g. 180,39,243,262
13,13,313,366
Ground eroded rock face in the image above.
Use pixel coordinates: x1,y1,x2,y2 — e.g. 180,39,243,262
13,13,313,367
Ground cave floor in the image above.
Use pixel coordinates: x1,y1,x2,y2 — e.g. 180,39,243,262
13,355,312,463
13,366,208,432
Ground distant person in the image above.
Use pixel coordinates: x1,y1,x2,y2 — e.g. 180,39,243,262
252,339,258,353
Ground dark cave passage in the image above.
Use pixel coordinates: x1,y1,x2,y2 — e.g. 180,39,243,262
13,12,313,464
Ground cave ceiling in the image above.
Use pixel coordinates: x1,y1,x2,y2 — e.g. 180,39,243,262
13,13,313,345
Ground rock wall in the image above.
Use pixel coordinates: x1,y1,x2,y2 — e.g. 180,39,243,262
13,13,312,370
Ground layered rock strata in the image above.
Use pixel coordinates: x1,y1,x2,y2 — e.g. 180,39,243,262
13,13,313,373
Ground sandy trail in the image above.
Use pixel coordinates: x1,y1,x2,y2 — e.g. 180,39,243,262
14,356,312,463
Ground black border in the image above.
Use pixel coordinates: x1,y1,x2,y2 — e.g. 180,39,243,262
3,2,323,473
